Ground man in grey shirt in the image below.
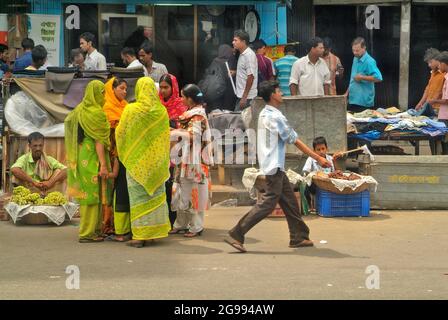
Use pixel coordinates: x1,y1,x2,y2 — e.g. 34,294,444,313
138,44,168,83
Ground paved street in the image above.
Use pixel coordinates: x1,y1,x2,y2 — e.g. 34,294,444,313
0,208,447,300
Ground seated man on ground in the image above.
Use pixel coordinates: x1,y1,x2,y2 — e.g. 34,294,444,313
11,132,67,194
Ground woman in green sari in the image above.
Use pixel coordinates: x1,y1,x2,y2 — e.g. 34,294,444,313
116,77,171,248
65,80,111,243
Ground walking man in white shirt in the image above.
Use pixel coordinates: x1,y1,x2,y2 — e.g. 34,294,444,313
79,32,107,71
224,80,332,253
121,47,145,71
289,37,331,96
232,29,258,111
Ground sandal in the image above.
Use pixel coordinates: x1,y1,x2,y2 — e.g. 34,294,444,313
224,238,247,253
79,237,104,243
105,234,132,242
168,228,188,235
126,240,145,248
184,230,203,238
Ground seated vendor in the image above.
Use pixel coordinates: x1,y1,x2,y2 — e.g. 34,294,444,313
11,132,67,193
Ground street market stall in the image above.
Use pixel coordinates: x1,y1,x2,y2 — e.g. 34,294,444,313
347,108,448,155
0,67,144,223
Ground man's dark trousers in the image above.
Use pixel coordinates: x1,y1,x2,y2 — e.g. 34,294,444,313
229,169,310,245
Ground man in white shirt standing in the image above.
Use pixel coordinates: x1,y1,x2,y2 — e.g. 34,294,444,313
224,80,332,253
232,29,258,111
121,47,146,71
79,32,107,71
138,44,168,83
289,37,331,96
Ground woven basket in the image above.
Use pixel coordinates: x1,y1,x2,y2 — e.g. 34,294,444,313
312,175,369,195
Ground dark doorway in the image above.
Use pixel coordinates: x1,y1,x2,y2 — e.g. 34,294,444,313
409,5,448,107
63,3,98,65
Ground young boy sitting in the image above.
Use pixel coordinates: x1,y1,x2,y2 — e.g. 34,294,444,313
302,136,342,211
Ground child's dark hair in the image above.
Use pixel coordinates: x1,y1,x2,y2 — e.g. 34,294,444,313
70,48,85,63
312,136,328,149
182,84,204,104
112,77,127,88
159,74,172,87
258,80,280,102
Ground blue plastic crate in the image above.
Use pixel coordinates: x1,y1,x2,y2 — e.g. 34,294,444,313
316,187,370,217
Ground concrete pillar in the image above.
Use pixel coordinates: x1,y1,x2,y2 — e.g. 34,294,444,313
399,1,411,110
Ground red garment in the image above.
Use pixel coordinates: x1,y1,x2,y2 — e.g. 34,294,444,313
158,74,187,122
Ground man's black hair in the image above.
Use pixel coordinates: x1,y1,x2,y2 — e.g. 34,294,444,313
306,37,324,52
424,48,440,63
234,29,250,45
284,45,296,55
139,43,153,54
22,38,35,50
31,45,47,65
352,37,366,48
312,136,328,149
435,51,448,65
323,37,333,50
258,80,280,103
0,43,9,54
252,39,267,51
27,132,44,144
80,32,96,46
121,47,137,57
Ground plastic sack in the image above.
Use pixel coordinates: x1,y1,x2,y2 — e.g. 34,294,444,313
5,91,65,137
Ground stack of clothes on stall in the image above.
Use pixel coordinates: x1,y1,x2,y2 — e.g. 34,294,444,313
347,107,448,141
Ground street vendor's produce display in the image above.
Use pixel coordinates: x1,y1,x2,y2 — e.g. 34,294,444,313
10,186,68,206
328,170,361,181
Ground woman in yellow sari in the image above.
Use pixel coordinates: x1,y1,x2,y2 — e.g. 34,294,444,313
103,77,130,240
116,77,171,248
65,80,111,243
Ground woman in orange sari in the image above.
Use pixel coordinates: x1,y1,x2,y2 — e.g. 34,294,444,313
103,77,130,240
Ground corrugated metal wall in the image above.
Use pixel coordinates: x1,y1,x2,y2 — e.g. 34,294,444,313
287,0,314,57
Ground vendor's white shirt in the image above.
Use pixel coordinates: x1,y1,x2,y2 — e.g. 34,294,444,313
302,154,334,174
289,55,331,96
127,58,148,76
84,49,107,71
236,47,258,99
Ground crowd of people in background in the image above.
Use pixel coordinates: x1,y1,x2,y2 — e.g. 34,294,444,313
1,28,384,112
4,26,448,248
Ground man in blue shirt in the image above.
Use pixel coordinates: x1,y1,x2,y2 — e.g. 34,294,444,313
274,45,298,96
0,43,10,77
13,38,34,72
224,80,332,253
346,37,382,113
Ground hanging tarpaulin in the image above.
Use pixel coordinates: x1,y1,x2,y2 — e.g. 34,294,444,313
27,14,60,67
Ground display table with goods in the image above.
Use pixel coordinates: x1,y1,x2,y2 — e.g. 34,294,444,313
4,186,78,225
305,171,378,217
347,107,448,155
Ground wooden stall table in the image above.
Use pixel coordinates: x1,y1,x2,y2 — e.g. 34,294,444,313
348,131,445,155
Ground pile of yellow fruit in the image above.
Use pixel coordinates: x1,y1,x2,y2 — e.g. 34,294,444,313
11,186,68,206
